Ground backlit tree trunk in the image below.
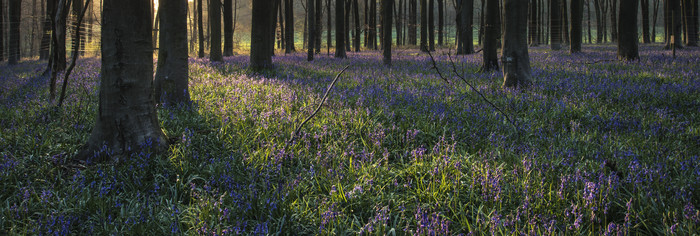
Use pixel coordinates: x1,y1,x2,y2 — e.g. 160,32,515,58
223,0,234,56
437,0,443,46
664,0,683,49
209,0,222,61
308,0,316,61
251,0,275,69
682,0,698,46
383,0,393,66
286,0,296,53
9,0,22,64
428,0,434,51
570,0,583,52
502,0,532,88
335,0,347,57
72,0,84,57
198,0,204,58
420,0,428,51
353,0,360,51
641,0,651,43
316,0,323,53
155,0,191,105
40,0,52,59
79,0,167,161
617,0,638,60
409,0,417,45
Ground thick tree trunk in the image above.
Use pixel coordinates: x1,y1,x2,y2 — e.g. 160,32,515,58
420,0,428,51
409,0,417,45
617,0,638,60
9,0,22,64
502,0,532,88
155,0,190,105
251,1,274,69
550,0,562,50
79,0,167,161
198,0,204,58
383,0,392,66
286,0,296,53
456,0,473,54
480,0,498,72
223,0,233,56
427,0,433,49
641,0,651,43
335,0,347,57
209,0,222,61
571,0,583,52
437,0,443,46
308,0,316,60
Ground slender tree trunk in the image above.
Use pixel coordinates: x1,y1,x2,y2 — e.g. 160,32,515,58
223,0,233,56
529,0,538,45
316,0,323,52
610,0,617,42
72,0,85,57
665,0,683,49
617,0,638,60
370,0,377,49
383,0,393,65
335,0,347,57
480,0,498,72
327,0,332,53
652,0,659,42
198,0,204,57
155,0,190,104
683,0,698,46
79,0,167,161
562,0,570,44
9,0,22,64
571,0,583,52
478,0,484,45
420,0,428,51
437,0,443,46
0,0,4,62
409,0,417,45
153,9,160,49
251,1,274,69
40,0,53,60
594,0,602,42
308,0,316,60
641,0,650,43
428,0,434,50
286,0,296,53
271,0,279,54
550,0,562,50
345,0,351,51
353,0,360,51
587,0,592,43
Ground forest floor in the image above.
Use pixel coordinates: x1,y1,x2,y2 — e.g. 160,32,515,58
0,44,699,235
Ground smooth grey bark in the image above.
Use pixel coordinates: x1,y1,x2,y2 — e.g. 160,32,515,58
155,0,190,105
335,0,347,57
251,0,274,69
617,0,638,60
79,0,167,161
570,0,583,53
209,0,222,61
383,0,393,66
480,0,498,72
502,0,532,88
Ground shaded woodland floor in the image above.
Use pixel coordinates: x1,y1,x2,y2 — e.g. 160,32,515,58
0,44,699,234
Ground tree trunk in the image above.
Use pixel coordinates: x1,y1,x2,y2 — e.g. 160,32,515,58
571,0,583,52
335,0,347,57
682,0,698,46
223,0,233,56
328,0,332,53
587,0,592,43
0,0,4,62
153,9,160,50
9,0,22,64
617,0,638,60
550,0,562,50
409,0,417,45
155,0,190,105
456,0,473,54
308,0,316,60
420,0,428,51
286,0,296,53
40,0,53,60
480,0,498,72
610,0,617,42
353,0,360,51
652,0,659,42
664,0,683,49
251,1,274,69
209,0,222,61
198,0,204,57
437,0,443,46
78,0,167,161
641,0,650,43
529,0,538,46
370,0,378,49
594,0,603,43
502,0,532,88
72,0,85,57
562,0,570,44
316,0,323,52
345,0,351,51
426,0,435,50
383,0,392,65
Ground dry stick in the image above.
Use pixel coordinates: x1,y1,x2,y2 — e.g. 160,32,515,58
427,50,519,133
58,0,92,107
286,65,351,146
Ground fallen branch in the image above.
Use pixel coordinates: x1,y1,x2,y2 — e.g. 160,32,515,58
58,0,91,107
427,50,519,133
286,65,351,146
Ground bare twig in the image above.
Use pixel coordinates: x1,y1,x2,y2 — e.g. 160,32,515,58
286,65,351,146
427,50,519,133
